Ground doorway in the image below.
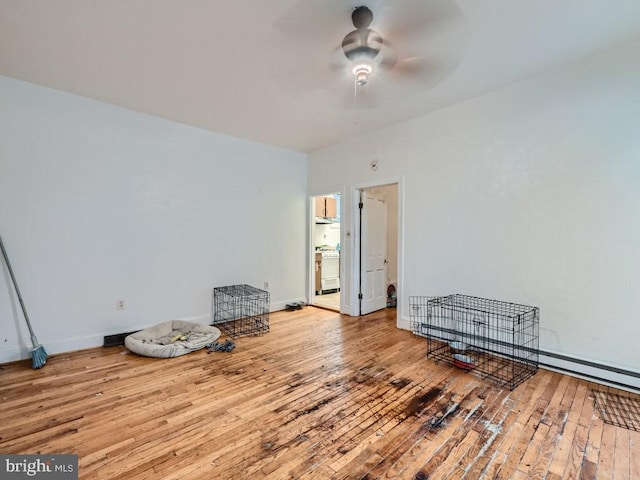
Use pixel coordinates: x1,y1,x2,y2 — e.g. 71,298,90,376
358,184,398,316
311,193,341,311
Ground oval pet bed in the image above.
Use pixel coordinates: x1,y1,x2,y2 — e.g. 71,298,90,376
125,320,221,358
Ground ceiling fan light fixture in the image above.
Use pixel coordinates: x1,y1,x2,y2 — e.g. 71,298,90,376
352,63,373,86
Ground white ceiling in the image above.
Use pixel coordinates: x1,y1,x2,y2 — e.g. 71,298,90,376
2,0,640,153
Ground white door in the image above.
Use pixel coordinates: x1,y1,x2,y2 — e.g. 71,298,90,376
360,191,387,315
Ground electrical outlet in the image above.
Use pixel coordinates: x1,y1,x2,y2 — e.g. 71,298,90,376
264,281,269,290
116,299,126,310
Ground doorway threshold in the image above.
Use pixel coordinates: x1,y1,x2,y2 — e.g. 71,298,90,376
313,291,340,312
313,304,340,313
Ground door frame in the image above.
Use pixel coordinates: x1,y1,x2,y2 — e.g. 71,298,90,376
349,177,404,326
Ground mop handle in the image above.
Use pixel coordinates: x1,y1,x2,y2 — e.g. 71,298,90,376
0,235,36,339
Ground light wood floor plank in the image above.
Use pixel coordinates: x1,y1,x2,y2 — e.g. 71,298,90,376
613,427,630,480
596,423,617,480
629,429,640,480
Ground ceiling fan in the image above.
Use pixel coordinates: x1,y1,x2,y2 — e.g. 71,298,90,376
341,6,392,87
271,0,468,107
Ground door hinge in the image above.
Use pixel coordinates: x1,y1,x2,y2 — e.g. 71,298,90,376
359,202,363,209
358,293,363,300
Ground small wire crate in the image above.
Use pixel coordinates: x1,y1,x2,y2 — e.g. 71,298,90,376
410,294,539,390
212,284,270,338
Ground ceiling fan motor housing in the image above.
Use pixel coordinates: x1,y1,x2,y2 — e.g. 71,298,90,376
352,6,373,29
342,6,382,62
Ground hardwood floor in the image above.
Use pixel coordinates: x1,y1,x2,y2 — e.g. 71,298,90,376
313,291,341,311
1,307,638,479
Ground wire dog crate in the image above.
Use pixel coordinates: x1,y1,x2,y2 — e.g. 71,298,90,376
410,294,539,390
212,284,270,337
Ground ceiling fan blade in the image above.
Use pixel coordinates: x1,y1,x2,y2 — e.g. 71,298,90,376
269,0,360,96
272,0,352,44
377,39,398,71
375,0,466,43
388,55,459,91
394,56,432,77
267,46,332,95
329,46,350,72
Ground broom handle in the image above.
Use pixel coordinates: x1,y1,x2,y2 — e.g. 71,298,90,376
0,235,37,339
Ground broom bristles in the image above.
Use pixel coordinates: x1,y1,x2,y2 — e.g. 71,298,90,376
31,345,48,369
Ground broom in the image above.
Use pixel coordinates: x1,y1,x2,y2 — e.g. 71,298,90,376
0,235,48,369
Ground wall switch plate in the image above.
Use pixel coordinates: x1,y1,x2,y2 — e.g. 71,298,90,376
116,299,126,310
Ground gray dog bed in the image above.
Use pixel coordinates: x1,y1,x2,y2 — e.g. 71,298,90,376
125,320,221,358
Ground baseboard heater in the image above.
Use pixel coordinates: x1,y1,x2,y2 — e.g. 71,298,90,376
539,349,640,393
103,331,138,347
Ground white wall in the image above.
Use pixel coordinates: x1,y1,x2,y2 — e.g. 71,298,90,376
0,76,308,363
314,222,340,250
309,42,640,380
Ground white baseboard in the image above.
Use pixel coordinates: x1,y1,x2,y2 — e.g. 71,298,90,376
0,301,307,364
271,298,308,312
0,333,105,364
0,345,30,364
